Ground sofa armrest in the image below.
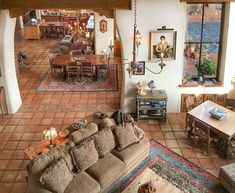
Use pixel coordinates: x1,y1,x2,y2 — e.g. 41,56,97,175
26,174,52,193
135,125,145,140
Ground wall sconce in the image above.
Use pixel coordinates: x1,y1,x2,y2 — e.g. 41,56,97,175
43,127,58,147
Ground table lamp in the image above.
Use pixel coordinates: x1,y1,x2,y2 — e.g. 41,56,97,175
43,127,58,147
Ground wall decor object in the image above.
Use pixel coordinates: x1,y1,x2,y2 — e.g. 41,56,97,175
100,19,107,33
149,29,177,61
133,61,145,75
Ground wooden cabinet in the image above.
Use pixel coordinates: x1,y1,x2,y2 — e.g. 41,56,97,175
181,94,227,112
24,19,44,40
136,90,168,121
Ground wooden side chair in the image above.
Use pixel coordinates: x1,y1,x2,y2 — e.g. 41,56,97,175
81,62,93,81
49,54,63,77
67,61,81,82
98,55,111,79
225,98,235,112
184,95,196,137
193,119,213,155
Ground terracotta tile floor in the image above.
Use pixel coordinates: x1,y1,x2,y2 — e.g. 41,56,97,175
0,32,234,193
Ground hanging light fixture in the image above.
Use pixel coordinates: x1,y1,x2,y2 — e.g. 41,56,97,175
127,0,140,78
127,0,166,78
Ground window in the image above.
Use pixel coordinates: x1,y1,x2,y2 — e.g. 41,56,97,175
183,3,224,80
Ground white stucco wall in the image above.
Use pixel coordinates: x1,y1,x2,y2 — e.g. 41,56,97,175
116,0,235,113
94,12,114,55
0,10,22,113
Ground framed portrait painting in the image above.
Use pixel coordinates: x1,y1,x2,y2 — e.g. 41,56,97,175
149,29,177,61
133,61,145,75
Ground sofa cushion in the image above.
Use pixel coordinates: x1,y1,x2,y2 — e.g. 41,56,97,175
93,128,115,158
113,123,139,150
112,137,150,166
29,148,60,179
86,153,125,189
64,171,100,193
70,139,99,172
98,118,116,130
58,141,75,172
39,158,73,193
69,123,98,144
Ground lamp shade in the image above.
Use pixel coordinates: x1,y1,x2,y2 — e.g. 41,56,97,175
43,127,58,140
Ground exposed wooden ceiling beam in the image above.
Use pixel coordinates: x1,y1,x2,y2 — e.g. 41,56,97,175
94,9,114,18
0,0,131,10
180,0,232,2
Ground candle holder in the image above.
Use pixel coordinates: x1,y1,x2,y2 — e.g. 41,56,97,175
109,45,114,57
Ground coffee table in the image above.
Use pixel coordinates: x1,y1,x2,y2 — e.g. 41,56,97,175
122,168,182,193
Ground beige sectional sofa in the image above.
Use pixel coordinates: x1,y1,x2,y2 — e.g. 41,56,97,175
26,119,150,193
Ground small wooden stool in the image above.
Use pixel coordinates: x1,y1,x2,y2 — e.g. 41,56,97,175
218,163,235,193
0,87,8,115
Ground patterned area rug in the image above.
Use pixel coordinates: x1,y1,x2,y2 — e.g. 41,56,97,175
110,140,228,193
37,64,118,92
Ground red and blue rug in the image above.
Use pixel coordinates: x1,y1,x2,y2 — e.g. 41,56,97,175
37,64,118,92
111,140,228,193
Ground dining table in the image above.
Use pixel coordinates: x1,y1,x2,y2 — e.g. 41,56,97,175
50,54,107,80
187,100,235,158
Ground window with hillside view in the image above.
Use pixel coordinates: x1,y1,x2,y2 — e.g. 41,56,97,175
183,3,224,80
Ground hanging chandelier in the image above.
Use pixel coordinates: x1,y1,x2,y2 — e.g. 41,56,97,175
127,0,166,78
127,0,141,78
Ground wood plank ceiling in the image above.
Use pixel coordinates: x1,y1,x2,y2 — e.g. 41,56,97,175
0,0,131,18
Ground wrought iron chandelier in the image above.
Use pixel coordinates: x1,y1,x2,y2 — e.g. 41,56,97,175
127,0,166,78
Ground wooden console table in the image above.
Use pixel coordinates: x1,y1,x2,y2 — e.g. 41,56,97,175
24,19,44,40
24,112,107,160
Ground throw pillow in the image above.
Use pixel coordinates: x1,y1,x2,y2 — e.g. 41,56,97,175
70,139,98,172
93,128,115,157
113,123,139,150
69,123,98,144
39,158,73,193
98,118,116,130
29,147,60,179
58,141,75,172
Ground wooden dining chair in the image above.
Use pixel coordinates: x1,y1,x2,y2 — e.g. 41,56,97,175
184,95,196,137
70,50,82,58
67,61,81,82
225,98,235,112
49,54,63,77
98,54,111,79
81,62,93,80
193,119,213,155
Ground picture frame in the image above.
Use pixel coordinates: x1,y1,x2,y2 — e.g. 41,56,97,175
149,29,177,61
100,19,107,33
133,61,145,75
